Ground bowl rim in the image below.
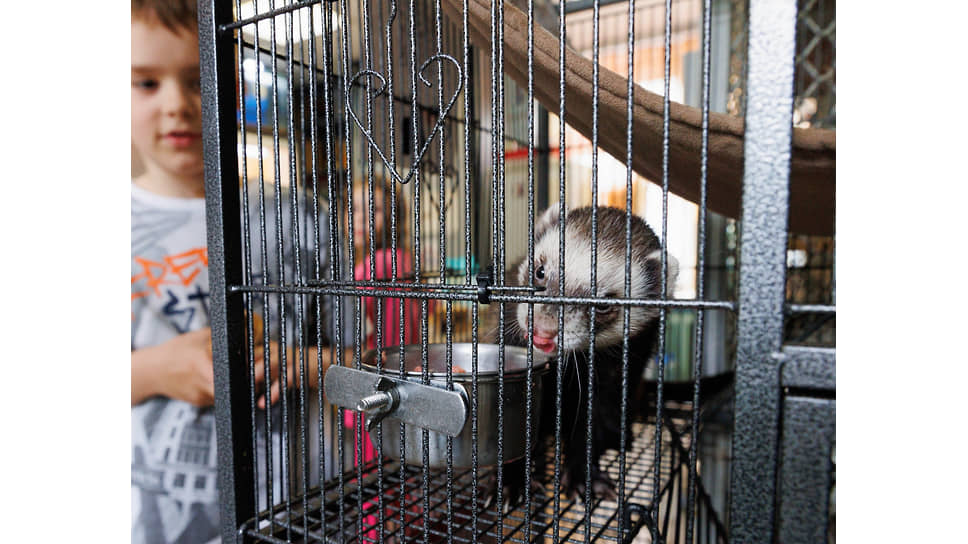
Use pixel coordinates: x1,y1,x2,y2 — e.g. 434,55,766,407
359,342,552,378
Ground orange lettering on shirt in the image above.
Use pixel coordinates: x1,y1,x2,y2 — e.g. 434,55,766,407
131,247,209,302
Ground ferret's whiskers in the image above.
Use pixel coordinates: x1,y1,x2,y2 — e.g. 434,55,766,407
567,351,583,442
484,320,509,343
571,351,582,404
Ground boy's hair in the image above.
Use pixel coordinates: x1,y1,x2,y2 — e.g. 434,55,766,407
132,0,198,35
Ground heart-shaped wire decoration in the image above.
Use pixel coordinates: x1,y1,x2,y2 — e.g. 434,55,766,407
421,155,461,216
345,54,464,185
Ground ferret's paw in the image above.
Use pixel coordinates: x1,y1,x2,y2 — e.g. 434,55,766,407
481,473,500,510
587,473,618,501
562,469,618,502
559,468,572,494
481,474,522,514
482,472,546,513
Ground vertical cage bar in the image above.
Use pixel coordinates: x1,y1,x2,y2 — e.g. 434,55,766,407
523,0,536,539
728,0,798,541
553,1,567,541
281,6,311,536
687,0,714,541
305,1,334,534
586,0,601,540
536,106,549,211
387,2,400,283
337,0,355,535
198,2,253,542
265,3,293,533
497,0,509,531
460,2,479,537
254,7,276,532
358,6,384,537
495,0,510,532
651,0,673,539
375,1,390,522
233,0,261,530
589,0,600,274
619,0,636,539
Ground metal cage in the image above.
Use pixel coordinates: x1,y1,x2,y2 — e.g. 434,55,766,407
197,0,836,542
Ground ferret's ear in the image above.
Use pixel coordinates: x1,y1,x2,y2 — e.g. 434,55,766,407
534,202,564,240
646,250,679,298
666,253,680,297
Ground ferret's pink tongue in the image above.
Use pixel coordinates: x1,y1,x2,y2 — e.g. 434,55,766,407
533,336,556,353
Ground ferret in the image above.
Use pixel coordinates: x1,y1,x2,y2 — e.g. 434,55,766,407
495,204,678,508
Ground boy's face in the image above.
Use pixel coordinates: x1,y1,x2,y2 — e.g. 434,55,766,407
131,17,204,185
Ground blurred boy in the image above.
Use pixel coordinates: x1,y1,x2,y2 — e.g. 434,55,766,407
131,2,344,541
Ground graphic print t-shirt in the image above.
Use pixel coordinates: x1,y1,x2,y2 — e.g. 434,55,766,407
131,183,220,544
131,182,351,544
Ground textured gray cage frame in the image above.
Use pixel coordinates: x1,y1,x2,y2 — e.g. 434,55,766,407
198,0,835,543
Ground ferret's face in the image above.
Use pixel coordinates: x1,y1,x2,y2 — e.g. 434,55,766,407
514,223,663,354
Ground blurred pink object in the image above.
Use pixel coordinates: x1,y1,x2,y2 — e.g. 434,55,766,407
347,248,424,465
347,249,427,541
355,248,423,351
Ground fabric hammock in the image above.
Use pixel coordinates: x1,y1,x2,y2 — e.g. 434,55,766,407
441,0,835,236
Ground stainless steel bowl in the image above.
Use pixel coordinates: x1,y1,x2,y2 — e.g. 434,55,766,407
360,343,550,468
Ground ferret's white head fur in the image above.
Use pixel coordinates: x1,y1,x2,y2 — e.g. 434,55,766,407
515,204,678,354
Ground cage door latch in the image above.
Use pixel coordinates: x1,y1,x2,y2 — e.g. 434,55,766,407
477,265,493,304
324,365,468,437
357,376,399,433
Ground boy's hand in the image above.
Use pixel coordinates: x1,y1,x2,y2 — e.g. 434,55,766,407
131,327,215,406
251,341,303,409
249,342,352,409
133,327,336,409
158,327,216,406
131,327,215,407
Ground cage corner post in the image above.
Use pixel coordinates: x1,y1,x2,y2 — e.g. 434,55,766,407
198,1,255,542
728,0,798,541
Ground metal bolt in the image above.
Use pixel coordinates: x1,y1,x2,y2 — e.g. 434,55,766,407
357,392,393,412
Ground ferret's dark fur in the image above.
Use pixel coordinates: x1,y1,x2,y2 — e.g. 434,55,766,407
497,205,677,506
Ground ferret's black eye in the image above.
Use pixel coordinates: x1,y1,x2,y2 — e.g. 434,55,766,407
534,265,545,281
595,292,617,312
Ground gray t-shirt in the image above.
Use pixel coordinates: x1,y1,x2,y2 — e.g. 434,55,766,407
131,182,350,544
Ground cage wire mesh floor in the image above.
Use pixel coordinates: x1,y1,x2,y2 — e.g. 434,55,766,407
239,408,704,544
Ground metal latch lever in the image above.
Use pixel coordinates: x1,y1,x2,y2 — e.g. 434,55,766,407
324,365,468,437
